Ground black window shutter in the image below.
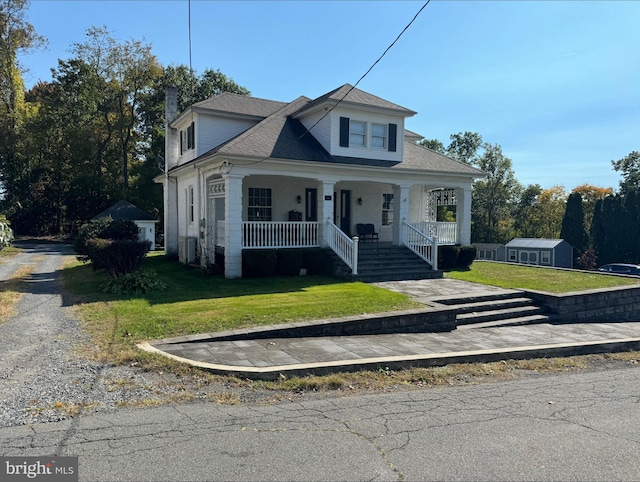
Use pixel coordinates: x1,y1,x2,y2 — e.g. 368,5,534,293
388,123,397,152
339,117,349,147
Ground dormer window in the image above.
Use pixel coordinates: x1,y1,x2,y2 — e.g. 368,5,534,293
349,120,366,147
180,121,195,154
371,123,387,149
339,117,397,152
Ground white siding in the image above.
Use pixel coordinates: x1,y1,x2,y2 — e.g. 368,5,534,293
197,115,257,155
329,107,404,162
298,110,331,153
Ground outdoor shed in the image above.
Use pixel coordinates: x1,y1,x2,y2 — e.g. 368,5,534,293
473,243,505,261
91,200,158,250
504,238,573,268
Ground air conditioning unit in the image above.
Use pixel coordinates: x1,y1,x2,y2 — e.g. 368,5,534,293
178,236,198,264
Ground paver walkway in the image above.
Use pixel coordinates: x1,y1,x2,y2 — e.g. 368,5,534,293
140,279,640,379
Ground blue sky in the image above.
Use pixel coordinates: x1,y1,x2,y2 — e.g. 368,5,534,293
21,1,640,192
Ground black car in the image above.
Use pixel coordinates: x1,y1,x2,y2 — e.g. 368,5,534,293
597,263,640,275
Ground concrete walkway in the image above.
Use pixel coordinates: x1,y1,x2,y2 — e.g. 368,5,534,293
139,279,640,379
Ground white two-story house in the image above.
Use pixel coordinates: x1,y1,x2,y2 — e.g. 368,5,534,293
159,84,484,278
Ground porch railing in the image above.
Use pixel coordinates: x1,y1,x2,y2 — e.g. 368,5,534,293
242,221,319,249
326,220,358,275
401,221,438,270
412,222,457,245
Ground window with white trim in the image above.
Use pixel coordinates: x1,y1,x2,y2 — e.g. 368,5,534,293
371,123,387,149
349,120,366,147
248,188,272,221
188,186,194,224
382,193,394,225
508,249,517,262
541,251,551,265
180,121,195,154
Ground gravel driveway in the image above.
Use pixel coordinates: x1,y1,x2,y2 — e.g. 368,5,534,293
0,242,248,428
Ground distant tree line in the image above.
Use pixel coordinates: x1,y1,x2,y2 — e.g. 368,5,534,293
0,1,248,235
420,132,640,268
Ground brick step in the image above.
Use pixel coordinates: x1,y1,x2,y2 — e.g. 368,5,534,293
457,305,545,325
457,314,551,330
433,291,526,306
444,297,537,314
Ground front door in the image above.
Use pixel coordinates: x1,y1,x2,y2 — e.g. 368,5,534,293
339,190,351,236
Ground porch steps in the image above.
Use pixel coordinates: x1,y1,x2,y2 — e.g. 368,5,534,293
432,292,551,329
334,244,443,282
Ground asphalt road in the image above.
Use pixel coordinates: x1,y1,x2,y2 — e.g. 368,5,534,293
2,243,640,481
1,367,640,481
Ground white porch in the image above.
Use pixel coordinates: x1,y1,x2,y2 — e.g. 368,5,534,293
202,174,471,278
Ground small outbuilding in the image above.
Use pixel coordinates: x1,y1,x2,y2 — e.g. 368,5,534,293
473,243,505,261
91,200,158,250
503,238,573,268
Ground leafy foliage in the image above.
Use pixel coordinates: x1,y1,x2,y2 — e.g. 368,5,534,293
100,269,166,294
74,218,139,261
612,151,640,197
560,192,588,256
86,238,151,278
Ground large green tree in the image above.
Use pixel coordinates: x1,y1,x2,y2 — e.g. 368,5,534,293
471,143,520,243
560,192,588,256
0,0,45,224
612,151,640,197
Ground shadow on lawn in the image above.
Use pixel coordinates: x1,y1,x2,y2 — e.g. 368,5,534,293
61,253,346,308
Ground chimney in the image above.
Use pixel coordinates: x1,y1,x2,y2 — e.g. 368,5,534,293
165,86,179,171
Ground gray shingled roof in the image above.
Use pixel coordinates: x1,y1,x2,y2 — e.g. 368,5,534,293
396,141,484,175
192,92,287,118
173,86,484,178
91,200,156,222
294,84,417,117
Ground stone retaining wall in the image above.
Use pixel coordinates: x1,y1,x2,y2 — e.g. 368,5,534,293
526,285,640,323
177,307,458,344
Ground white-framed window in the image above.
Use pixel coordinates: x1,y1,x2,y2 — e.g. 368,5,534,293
248,188,272,221
180,121,195,154
382,193,394,225
508,249,517,262
188,185,194,224
371,123,387,149
349,120,366,147
541,251,551,265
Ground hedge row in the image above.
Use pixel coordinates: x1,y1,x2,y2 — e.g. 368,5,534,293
242,248,332,278
437,245,477,271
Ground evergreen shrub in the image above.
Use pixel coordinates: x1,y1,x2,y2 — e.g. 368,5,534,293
74,219,139,261
438,245,460,270
275,249,304,276
242,249,277,277
302,248,332,275
86,238,151,278
456,245,477,269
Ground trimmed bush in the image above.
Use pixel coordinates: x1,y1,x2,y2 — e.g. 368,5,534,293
275,249,304,276
242,249,277,278
456,245,477,269
302,248,332,275
86,238,151,278
75,219,139,261
100,269,167,295
438,245,460,271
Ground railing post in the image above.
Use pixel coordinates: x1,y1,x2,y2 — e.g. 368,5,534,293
432,236,439,270
352,236,359,275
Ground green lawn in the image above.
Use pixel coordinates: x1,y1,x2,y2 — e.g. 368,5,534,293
64,253,421,345
446,261,639,292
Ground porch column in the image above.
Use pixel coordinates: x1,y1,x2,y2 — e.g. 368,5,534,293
457,186,472,245
319,180,335,247
392,184,411,245
223,172,244,278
